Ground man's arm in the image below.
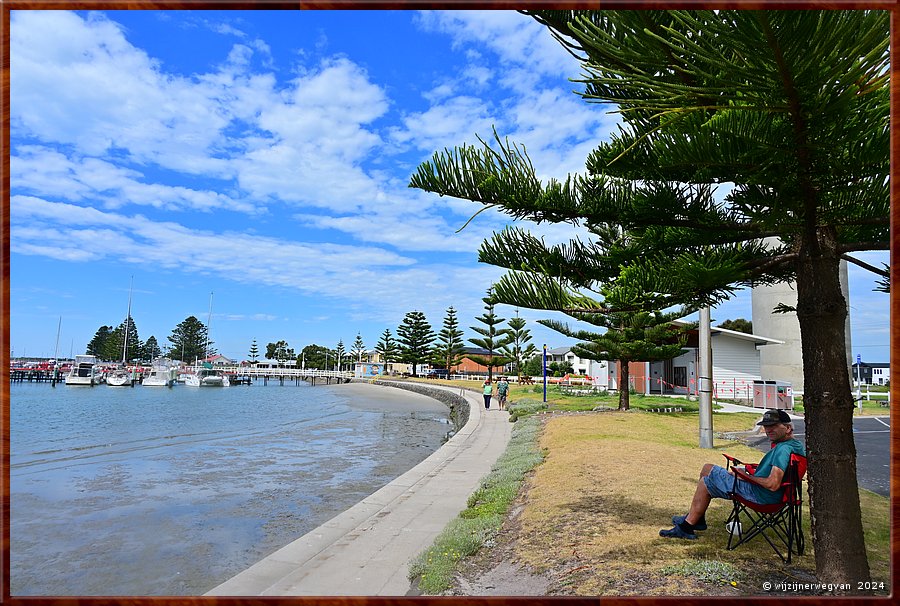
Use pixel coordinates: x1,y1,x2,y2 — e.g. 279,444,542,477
734,465,785,491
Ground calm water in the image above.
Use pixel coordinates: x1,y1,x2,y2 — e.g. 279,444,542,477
10,380,452,596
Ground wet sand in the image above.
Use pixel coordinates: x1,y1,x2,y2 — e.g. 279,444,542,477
11,380,452,596
339,381,451,413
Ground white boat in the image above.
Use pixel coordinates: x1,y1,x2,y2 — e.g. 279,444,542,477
143,360,176,387
183,293,230,387
65,355,103,385
183,368,229,387
108,277,135,387
201,367,229,387
106,367,133,386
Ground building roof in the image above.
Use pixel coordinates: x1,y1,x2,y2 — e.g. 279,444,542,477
671,319,784,346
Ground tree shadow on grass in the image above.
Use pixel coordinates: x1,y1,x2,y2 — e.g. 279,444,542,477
560,492,681,527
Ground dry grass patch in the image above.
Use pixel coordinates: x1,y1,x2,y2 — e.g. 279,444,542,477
508,411,891,596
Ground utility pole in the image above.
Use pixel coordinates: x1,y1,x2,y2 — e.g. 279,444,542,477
699,307,714,449
542,344,548,403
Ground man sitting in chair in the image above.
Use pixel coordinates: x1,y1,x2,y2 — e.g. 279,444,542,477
660,408,806,540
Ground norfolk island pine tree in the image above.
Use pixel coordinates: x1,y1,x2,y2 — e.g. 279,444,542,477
397,311,437,377
467,289,513,383
540,280,695,411
409,10,888,586
433,306,467,374
375,328,399,373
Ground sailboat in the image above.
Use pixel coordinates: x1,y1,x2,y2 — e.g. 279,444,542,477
107,277,135,387
185,292,229,387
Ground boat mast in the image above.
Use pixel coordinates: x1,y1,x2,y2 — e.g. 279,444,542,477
122,276,133,365
53,316,62,363
205,291,213,362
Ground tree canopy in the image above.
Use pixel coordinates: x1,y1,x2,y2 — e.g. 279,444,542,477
397,311,436,377
168,316,211,362
409,9,887,585
375,329,399,368
467,290,512,382
432,306,467,371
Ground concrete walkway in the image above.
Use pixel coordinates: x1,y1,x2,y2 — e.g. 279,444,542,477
205,383,512,596
714,399,802,421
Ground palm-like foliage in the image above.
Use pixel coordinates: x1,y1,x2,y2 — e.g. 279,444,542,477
409,10,888,585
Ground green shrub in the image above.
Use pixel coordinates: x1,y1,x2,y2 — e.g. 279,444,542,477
507,398,548,422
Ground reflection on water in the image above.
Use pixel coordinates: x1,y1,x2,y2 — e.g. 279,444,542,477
10,381,451,596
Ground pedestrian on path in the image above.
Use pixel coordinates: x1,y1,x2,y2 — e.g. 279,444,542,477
497,376,509,410
482,379,493,409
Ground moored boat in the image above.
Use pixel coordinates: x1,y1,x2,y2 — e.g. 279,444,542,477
199,367,229,387
106,367,133,386
142,359,176,387
65,355,103,386
107,277,136,387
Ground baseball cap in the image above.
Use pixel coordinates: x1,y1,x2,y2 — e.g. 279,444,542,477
757,409,792,426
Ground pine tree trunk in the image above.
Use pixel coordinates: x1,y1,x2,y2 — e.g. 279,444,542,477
795,240,870,586
618,360,630,410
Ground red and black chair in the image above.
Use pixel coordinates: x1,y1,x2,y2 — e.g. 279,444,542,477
722,452,807,563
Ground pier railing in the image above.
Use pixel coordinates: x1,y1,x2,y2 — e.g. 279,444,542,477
199,366,355,380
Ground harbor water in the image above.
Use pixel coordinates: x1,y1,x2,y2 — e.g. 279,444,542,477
10,380,453,596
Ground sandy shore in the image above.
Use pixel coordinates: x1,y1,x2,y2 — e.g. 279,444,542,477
12,380,453,596
336,381,450,414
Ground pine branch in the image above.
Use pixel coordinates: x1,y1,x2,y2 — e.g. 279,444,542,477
840,254,890,278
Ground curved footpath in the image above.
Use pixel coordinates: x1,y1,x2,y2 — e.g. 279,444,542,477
205,381,512,596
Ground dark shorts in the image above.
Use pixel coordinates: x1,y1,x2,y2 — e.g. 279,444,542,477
703,465,760,503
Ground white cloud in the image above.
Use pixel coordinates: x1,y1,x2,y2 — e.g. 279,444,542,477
390,95,497,153
11,11,234,175
11,146,258,213
415,11,575,84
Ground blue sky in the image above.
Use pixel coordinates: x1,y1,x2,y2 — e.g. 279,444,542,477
9,10,890,364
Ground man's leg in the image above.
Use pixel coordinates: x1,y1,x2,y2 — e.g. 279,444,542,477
661,463,720,539
685,463,715,526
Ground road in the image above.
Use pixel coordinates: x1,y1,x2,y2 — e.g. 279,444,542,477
745,415,890,497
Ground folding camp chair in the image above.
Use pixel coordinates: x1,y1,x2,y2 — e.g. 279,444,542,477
722,452,807,563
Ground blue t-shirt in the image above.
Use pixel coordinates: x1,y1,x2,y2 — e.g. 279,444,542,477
749,438,806,504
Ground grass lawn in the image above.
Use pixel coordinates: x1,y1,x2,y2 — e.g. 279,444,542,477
401,377,890,596
512,411,889,596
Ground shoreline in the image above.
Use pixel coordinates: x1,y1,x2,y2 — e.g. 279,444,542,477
205,380,510,596
11,379,458,597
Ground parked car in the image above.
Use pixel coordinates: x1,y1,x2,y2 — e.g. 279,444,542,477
424,369,449,379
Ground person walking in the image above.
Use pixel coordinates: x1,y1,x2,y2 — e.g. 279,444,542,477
482,379,493,409
496,376,510,410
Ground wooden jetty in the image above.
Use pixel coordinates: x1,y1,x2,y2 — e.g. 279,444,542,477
10,368,64,385
215,366,355,386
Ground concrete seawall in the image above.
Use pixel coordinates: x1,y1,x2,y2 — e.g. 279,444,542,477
205,381,511,596
367,379,471,430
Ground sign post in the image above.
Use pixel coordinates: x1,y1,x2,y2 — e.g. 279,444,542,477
856,354,862,411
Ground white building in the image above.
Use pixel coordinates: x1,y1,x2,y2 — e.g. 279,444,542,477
544,321,785,401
